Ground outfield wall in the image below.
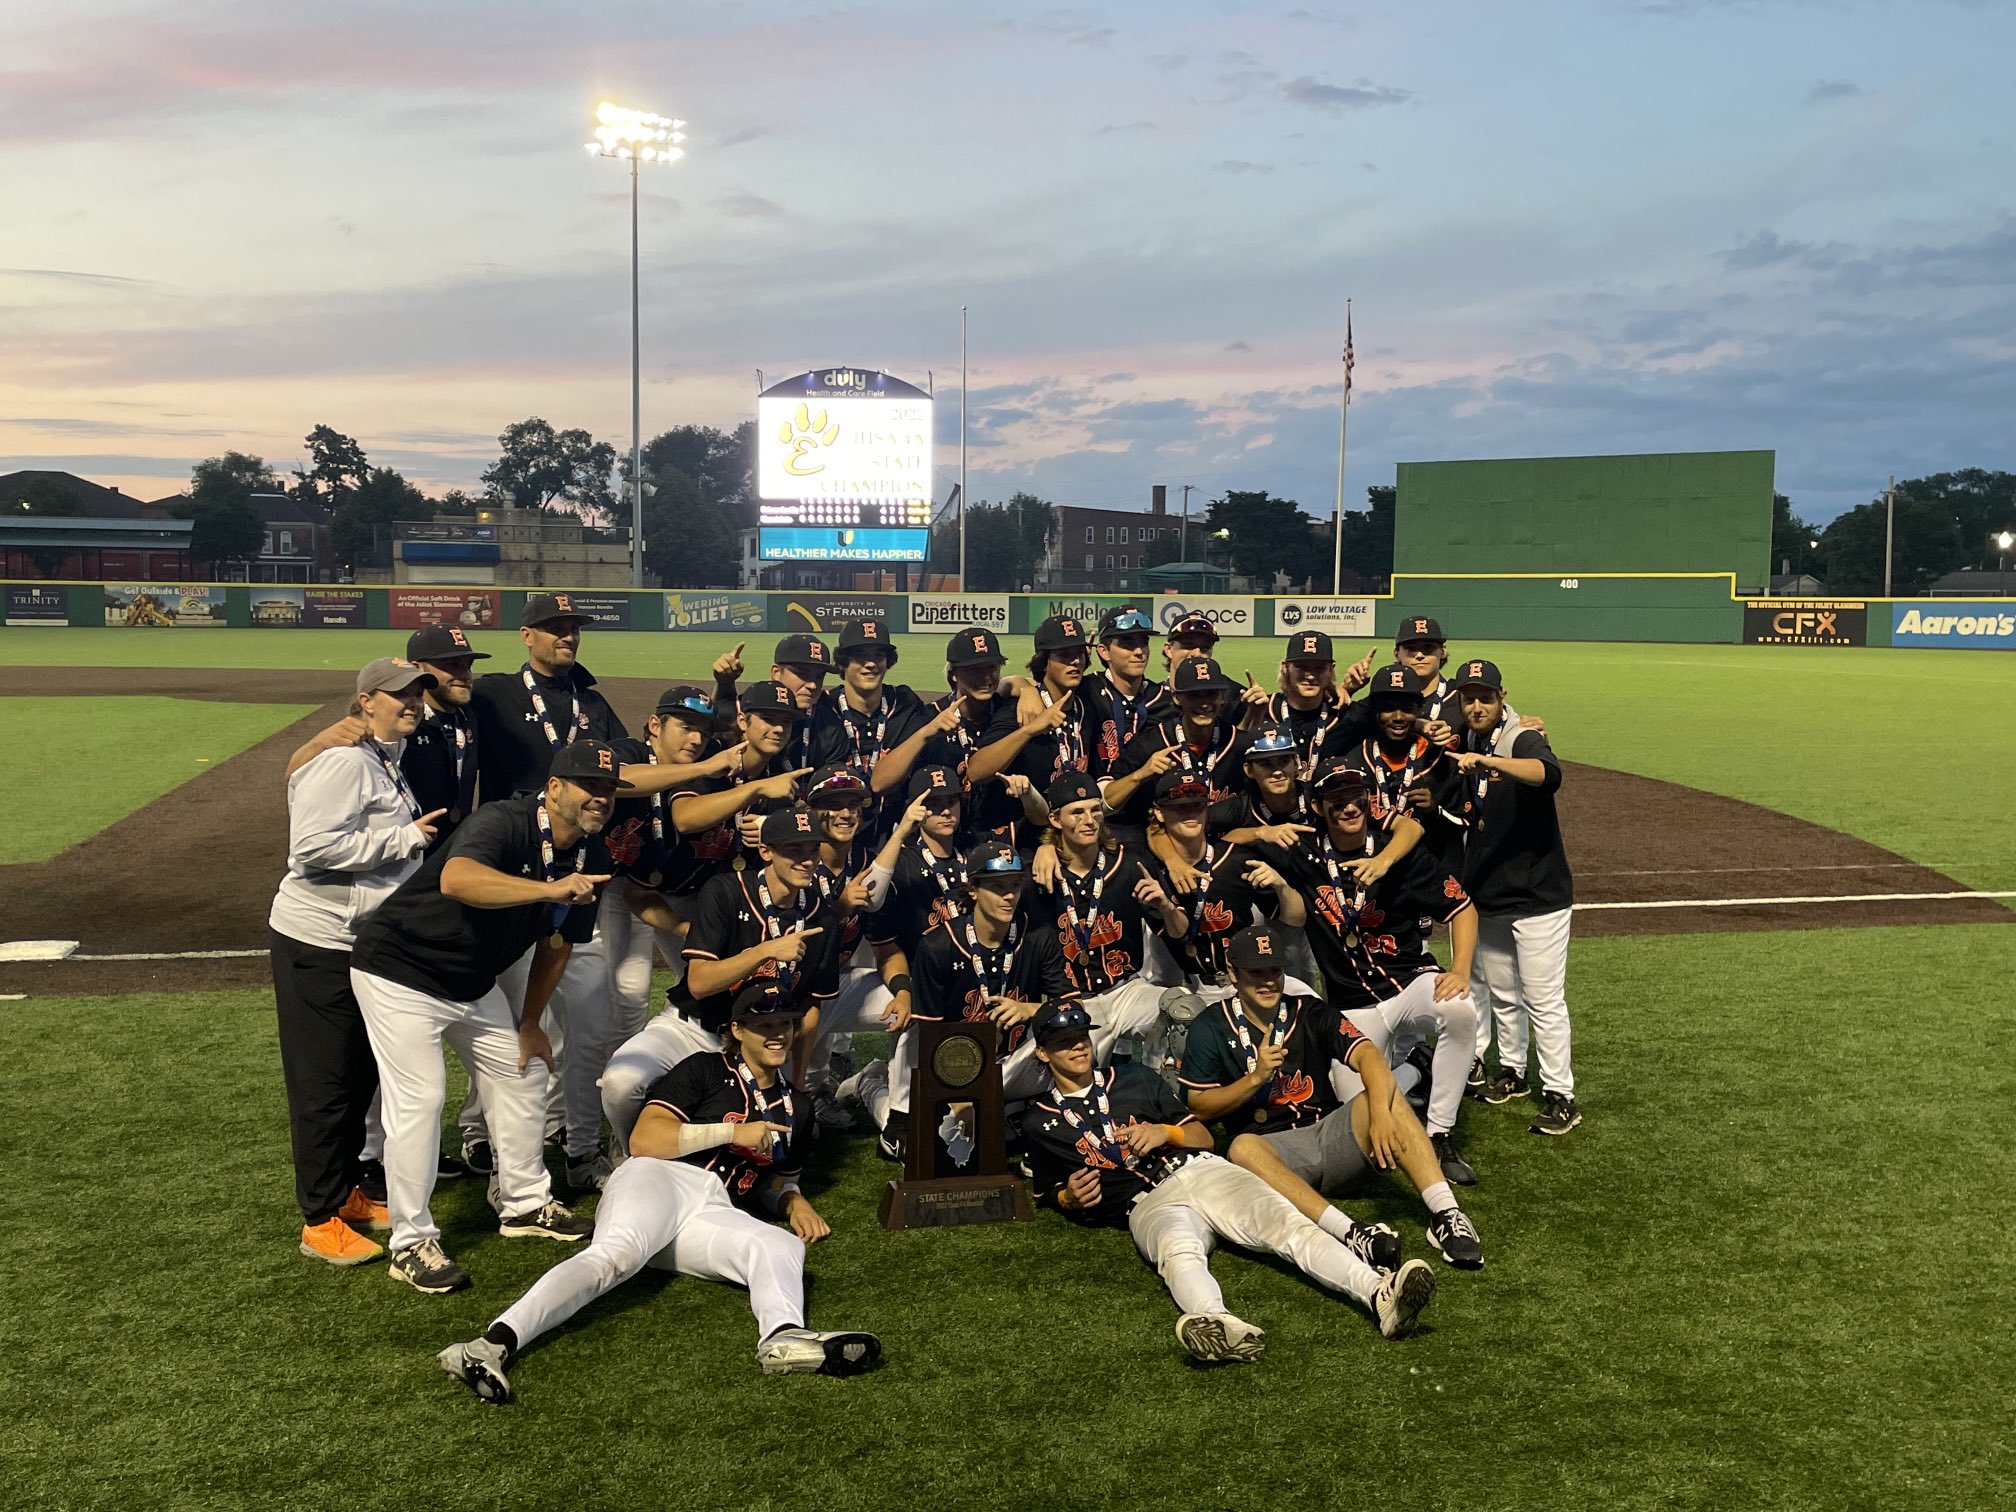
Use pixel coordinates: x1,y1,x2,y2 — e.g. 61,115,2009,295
6,578,2008,648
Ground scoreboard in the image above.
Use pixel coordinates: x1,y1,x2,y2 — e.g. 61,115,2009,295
756,368,933,562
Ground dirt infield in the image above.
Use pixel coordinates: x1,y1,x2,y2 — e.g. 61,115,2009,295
2,669,2005,996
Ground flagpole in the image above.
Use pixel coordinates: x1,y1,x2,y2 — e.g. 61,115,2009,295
1332,300,1351,592
959,305,968,592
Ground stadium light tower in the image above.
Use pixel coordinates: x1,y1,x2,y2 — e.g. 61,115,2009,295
586,101,685,587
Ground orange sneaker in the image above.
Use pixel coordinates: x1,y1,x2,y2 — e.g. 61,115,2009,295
338,1187,391,1232
300,1216,385,1267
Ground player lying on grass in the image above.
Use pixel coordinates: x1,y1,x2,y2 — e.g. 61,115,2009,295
437,981,881,1403
1024,1000,1437,1362
1179,924,1485,1269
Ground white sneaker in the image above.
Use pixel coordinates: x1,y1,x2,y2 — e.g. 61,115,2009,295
1373,1259,1436,1340
1176,1311,1267,1364
835,1058,888,1108
437,1337,514,1403
756,1326,882,1376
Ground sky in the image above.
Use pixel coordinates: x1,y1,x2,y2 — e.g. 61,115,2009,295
2,0,2011,525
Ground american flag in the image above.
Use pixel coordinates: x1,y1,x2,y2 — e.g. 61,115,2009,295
1342,306,1354,399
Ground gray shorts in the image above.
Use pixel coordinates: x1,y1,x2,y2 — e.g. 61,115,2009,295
1253,1101,1367,1194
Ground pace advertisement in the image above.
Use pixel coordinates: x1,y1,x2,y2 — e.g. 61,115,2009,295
905,594,1011,633
664,591,768,632
1891,602,2016,649
1273,597,1376,638
1743,599,1867,646
1144,595,1258,635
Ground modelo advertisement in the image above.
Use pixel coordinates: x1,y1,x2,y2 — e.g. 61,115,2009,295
5,583,67,625
1743,599,1867,646
665,591,767,632
1273,597,1376,638
1891,602,2016,649
774,593,903,633
906,594,1010,633
247,587,368,628
1024,595,1145,631
1149,595,1258,636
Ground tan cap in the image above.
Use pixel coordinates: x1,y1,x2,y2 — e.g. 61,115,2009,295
357,657,437,696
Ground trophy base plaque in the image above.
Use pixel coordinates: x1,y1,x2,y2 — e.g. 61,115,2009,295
880,1174,1034,1230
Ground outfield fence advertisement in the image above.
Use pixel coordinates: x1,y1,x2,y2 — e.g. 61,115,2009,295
1891,602,2016,648
389,588,502,632
1273,597,1376,638
1743,600,1868,647
5,584,66,625
907,594,1011,633
248,588,369,628
1147,595,1257,634
664,591,767,632
775,593,904,633
103,583,227,628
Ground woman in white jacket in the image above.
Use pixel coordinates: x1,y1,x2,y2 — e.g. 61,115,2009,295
270,657,446,1266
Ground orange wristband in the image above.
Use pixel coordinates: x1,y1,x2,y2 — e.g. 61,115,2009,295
1163,1123,1188,1146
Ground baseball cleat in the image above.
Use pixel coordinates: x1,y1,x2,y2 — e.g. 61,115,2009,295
1465,1056,1489,1099
461,1140,496,1176
1177,1311,1267,1364
565,1152,612,1195
756,1327,883,1376
1373,1259,1437,1340
1484,1069,1529,1105
337,1186,392,1232
1430,1132,1478,1187
1402,1043,1434,1108
438,1338,514,1405
356,1158,389,1205
875,1126,906,1163
388,1237,470,1294
299,1216,383,1267
811,1090,855,1132
436,1151,470,1181
1530,1091,1582,1136
1339,1218,1403,1273
1426,1209,1484,1270
498,1200,593,1242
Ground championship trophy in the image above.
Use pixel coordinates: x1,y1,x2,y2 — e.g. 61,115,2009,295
878,1018,1035,1230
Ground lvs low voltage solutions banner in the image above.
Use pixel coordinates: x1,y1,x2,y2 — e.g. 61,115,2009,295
756,368,933,563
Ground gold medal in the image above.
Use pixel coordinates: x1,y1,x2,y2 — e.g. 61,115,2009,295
732,854,747,873
449,807,461,823
548,931,565,948
646,871,662,887
1253,1108,1269,1125
1345,931,1360,950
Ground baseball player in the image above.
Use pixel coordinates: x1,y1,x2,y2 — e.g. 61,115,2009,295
1392,615,1462,748
1179,924,1485,1270
470,592,629,802
436,980,881,1402
1265,629,1375,777
1452,659,1581,1135
597,805,842,1158
967,615,1100,842
1141,772,1305,986
1101,657,1250,839
1348,664,1468,870
1250,762,1482,1188
807,620,921,826
796,766,882,1105
666,681,812,879
870,626,1022,839
1159,611,1220,686
1086,606,1163,765
347,739,626,1292
707,633,831,772
1025,1000,1437,1359
269,657,447,1266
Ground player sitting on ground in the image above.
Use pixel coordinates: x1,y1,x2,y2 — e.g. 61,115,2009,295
1024,1000,1437,1361
1179,924,1484,1269
437,980,881,1402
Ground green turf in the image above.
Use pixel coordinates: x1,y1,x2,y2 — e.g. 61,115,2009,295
2,925,2010,1511
3,696,315,864
4,628,2011,891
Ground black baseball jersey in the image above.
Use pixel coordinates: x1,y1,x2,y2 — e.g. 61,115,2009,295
813,835,873,960
879,695,1020,837
910,913,1076,1060
1251,827,1472,1012
1025,1064,1206,1225
807,685,923,779
668,868,842,1031
351,794,609,1003
1178,993,1371,1138
1348,734,1467,870
470,663,628,802
602,737,709,897
1084,670,1164,768
1036,843,1179,996
863,835,974,957
1161,842,1286,981
400,703,479,850
1459,725,1573,917
1419,675,1463,737
640,1051,806,1208
1263,691,1372,775
978,691,1099,832
669,761,793,889
1104,720,1247,834
1207,786,1313,838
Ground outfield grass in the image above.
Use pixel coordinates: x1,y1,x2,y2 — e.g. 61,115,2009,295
4,695,315,864
2,925,2010,1511
4,628,2011,891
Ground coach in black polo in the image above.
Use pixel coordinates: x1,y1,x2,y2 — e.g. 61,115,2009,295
472,592,629,802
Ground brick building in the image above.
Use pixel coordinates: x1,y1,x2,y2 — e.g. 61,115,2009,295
1040,485,1190,587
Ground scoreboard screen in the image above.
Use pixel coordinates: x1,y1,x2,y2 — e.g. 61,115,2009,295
756,368,935,559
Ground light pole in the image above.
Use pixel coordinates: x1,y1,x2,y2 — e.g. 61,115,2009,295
586,101,684,588
1180,483,1194,562
1996,530,2014,579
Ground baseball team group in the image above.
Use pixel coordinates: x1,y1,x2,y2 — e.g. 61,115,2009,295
267,591,1580,1400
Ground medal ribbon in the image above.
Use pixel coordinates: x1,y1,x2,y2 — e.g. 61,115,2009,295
961,913,1024,1000
731,1057,794,1169
748,872,807,988
1103,672,1149,748
1224,992,1298,1077
536,793,591,930
1053,1070,1127,1167
1057,861,1108,989
1042,688,1086,777
1319,831,1377,947
426,704,472,793
364,738,421,819
837,689,892,772
1466,716,1505,809
521,665,589,751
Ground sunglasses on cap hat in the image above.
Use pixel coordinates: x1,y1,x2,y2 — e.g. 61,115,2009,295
1245,725,1298,757
806,770,869,805
656,692,715,720
1102,609,1153,636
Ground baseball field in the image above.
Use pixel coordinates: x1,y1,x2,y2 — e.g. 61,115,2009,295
3,627,2011,1512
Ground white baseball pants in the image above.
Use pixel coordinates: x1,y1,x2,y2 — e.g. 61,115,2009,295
807,967,892,1090
599,1010,725,1155
350,968,554,1252
1469,907,1575,1095
1325,972,1478,1137
606,888,687,1052
493,1157,805,1349
1128,1154,1379,1314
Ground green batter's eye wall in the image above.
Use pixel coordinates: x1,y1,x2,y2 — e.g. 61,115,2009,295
1394,450,1775,597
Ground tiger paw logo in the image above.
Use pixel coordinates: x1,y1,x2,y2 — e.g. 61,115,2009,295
1200,900,1236,935
1101,947,1132,981
1269,1069,1315,1107
1073,1135,1120,1171
1443,877,1467,901
779,403,841,477
604,816,646,867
